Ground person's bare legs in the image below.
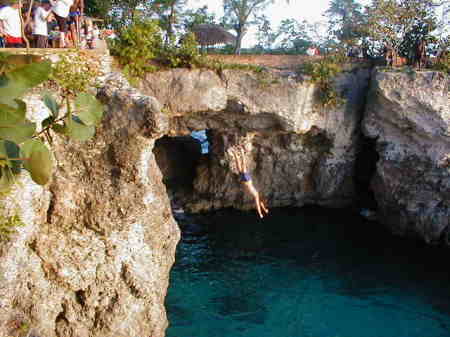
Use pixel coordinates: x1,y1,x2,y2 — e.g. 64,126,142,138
243,181,268,218
240,147,269,217
229,145,269,218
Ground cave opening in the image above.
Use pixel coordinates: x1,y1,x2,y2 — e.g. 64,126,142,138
153,130,210,211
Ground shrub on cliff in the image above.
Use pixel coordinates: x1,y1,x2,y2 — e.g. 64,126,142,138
110,20,266,81
110,20,207,81
298,55,345,108
159,33,205,68
109,19,163,79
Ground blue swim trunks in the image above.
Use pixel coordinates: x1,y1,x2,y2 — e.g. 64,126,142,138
240,172,252,182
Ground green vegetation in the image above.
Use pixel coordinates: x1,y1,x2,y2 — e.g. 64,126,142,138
110,20,217,80
110,20,163,78
87,0,449,63
433,52,450,74
0,214,24,242
51,52,102,95
0,52,104,192
110,19,267,82
298,55,346,108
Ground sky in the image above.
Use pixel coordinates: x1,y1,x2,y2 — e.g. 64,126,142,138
186,0,346,47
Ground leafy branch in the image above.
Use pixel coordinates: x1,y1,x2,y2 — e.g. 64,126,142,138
0,55,104,192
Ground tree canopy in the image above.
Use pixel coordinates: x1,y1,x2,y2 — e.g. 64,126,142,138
84,0,449,59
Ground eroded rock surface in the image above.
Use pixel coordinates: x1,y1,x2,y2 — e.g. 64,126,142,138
0,74,180,337
142,68,371,211
1,63,448,337
363,70,450,244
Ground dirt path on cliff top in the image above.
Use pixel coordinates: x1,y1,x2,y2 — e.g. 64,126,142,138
208,54,321,71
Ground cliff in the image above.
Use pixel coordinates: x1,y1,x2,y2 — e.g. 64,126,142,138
0,61,448,337
141,67,371,211
363,70,449,244
0,76,180,337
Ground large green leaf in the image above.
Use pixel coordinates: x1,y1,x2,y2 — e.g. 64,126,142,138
74,93,104,126
20,139,53,185
42,93,59,117
0,99,26,125
0,121,36,143
65,115,95,142
0,61,52,106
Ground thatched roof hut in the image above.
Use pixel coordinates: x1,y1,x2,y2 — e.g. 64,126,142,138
191,24,236,47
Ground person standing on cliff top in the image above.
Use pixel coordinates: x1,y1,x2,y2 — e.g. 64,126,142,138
33,0,53,48
228,146,269,219
68,0,83,47
50,0,73,47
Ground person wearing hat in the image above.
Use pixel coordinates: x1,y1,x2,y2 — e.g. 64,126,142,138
0,0,24,48
33,0,53,48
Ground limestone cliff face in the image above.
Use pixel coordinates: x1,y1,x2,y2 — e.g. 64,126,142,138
141,68,371,211
0,75,180,337
1,63,448,337
363,70,450,244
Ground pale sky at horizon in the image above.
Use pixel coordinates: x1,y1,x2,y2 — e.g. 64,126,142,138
187,0,373,47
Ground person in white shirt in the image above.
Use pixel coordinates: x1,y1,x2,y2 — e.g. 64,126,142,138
33,0,53,48
0,1,24,47
50,0,73,47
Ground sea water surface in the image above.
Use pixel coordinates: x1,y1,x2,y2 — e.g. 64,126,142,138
166,208,450,337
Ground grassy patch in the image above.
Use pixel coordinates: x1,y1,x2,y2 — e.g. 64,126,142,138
297,55,346,108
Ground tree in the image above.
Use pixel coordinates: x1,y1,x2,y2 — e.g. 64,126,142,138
182,5,217,31
84,0,112,21
254,14,277,52
85,0,150,27
222,0,292,54
366,0,437,57
113,0,148,24
325,0,365,49
277,19,312,54
150,0,187,42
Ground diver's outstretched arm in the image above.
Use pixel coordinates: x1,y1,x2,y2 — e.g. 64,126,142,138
228,148,243,172
239,146,248,172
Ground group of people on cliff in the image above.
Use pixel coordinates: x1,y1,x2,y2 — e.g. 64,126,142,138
0,0,100,49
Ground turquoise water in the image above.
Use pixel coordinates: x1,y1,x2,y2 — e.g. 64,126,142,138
166,208,450,337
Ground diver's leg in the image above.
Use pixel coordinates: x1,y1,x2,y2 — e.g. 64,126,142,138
245,182,263,218
260,200,269,215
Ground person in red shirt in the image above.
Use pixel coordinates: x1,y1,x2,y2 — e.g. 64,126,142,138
0,1,24,48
